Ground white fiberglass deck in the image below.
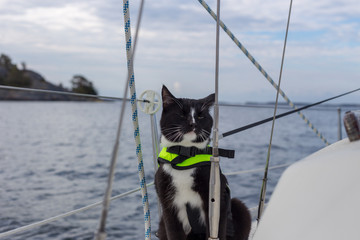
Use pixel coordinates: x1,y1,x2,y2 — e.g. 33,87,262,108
252,138,360,240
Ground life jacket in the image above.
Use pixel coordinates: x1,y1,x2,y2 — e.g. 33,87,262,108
157,146,235,170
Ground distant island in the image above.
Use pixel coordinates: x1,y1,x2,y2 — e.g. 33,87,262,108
0,53,98,101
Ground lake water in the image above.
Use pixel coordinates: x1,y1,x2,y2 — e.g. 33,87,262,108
0,101,351,239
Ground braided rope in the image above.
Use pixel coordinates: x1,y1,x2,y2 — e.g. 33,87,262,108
122,1,151,239
197,0,329,146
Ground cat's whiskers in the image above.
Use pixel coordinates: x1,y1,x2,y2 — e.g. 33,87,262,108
162,132,174,138
198,130,207,142
163,127,182,132
165,127,182,130
197,128,211,142
162,125,183,131
163,128,184,142
163,131,179,140
174,131,184,142
201,129,210,135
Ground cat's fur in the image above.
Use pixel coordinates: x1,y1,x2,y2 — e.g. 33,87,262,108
155,85,251,240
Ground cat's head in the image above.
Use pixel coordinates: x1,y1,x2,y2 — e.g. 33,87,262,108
160,85,215,149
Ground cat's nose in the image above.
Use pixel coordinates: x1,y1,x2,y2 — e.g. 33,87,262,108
190,122,197,129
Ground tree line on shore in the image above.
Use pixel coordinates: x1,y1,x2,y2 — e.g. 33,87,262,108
0,53,98,96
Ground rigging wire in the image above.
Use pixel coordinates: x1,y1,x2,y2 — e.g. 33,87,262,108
257,0,293,223
197,0,329,146
220,87,360,139
0,84,149,102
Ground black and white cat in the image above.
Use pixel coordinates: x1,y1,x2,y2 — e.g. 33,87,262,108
155,85,251,240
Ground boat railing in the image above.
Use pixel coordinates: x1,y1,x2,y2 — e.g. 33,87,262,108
0,161,283,239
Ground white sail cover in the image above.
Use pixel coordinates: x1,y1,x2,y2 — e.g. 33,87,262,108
253,139,360,240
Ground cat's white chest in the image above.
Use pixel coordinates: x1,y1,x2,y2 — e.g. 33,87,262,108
162,164,205,234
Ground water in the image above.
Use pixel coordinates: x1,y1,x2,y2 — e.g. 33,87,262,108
0,101,348,239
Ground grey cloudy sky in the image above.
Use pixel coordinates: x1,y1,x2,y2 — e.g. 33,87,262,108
1,0,359,103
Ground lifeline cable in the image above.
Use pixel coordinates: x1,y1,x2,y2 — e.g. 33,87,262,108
220,87,360,139
0,84,150,102
0,183,154,239
0,160,292,239
257,0,293,223
197,0,329,146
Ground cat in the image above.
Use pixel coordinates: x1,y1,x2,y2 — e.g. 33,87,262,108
155,85,251,240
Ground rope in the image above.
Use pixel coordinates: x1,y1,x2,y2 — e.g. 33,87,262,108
95,1,147,239
220,87,360,138
0,84,148,102
257,0,293,223
122,1,151,239
197,0,329,146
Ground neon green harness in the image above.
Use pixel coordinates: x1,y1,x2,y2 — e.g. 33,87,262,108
157,146,235,170
158,147,212,170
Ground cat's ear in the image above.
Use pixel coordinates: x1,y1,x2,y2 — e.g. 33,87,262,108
162,85,176,108
201,93,215,109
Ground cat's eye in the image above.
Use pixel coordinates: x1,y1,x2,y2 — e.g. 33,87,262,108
197,116,204,119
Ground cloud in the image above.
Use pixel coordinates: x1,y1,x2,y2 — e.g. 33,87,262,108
0,0,359,103
1,2,104,36
29,5,101,32
0,1,123,59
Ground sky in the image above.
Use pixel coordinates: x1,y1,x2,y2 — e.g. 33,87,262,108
1,0,359,104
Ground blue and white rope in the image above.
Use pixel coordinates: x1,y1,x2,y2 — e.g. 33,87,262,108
197,0,329,146
123,0,151,239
